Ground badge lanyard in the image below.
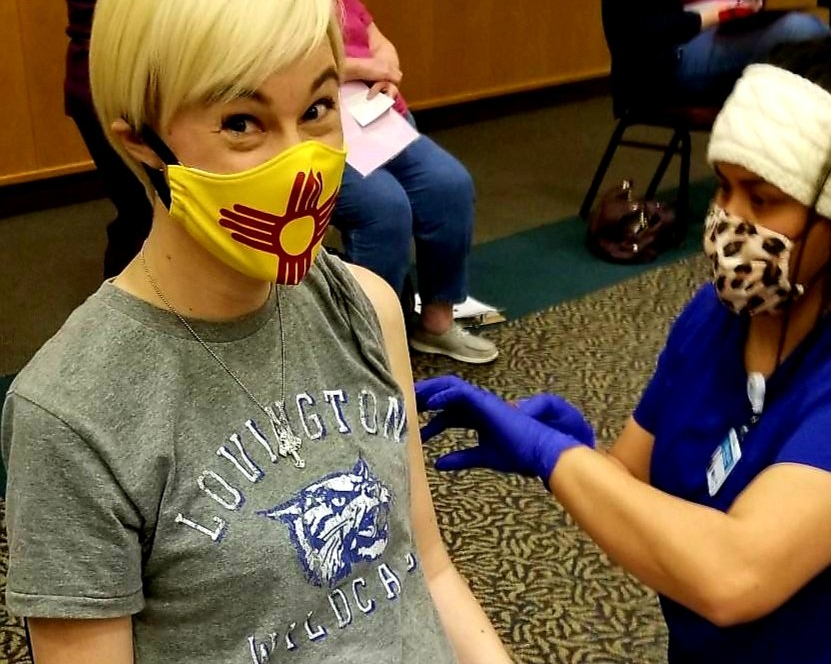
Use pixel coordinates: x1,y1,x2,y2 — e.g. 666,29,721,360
706,147,831,497
706,371,766,497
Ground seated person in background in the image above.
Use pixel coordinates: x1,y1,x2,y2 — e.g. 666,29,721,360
65,0,153,277
332,0,498,365
605,0,829,107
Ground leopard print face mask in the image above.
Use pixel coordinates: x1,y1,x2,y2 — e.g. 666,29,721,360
703,205,804,316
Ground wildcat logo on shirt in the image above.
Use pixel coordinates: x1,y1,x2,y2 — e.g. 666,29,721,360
258,458,392,587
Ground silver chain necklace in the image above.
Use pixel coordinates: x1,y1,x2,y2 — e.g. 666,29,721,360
139,246,305,469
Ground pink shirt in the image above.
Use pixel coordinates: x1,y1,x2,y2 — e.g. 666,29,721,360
339,0,408,115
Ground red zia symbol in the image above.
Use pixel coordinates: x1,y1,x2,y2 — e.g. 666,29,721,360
219,170,339,284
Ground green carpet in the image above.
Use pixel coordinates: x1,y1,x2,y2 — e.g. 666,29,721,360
467,179,716,319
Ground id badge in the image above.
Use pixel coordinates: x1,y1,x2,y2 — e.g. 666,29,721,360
706,428,742,497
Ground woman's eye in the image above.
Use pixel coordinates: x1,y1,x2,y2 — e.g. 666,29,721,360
220,114,259,135
302,97,337,122
750,195,767,208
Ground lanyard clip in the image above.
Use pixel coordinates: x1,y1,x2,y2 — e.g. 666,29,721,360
747,372,766,422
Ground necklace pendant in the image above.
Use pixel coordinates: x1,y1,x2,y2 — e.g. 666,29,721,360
268,411,306,470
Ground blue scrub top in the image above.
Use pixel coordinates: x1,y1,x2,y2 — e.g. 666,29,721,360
634,284,831,664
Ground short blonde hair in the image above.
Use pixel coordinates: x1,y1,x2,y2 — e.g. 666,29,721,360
90,0,344,198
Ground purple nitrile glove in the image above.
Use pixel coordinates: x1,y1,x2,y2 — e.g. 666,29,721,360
515,394,595,447
415,376,591,488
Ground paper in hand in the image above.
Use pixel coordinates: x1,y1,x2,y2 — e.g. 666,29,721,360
340,82,419,176
345,88,396,127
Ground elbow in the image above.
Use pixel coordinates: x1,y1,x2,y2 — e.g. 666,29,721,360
420,545,454,584
693,571,775,628
698,598,753,628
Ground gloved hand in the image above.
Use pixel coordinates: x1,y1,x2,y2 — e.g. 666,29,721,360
515,394,595,447
415,376,593,488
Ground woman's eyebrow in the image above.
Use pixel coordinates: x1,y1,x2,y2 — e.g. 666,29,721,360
309,66,339,94
226,89,268,104
202,86,267,104
745,180,781,191
205,66,338,104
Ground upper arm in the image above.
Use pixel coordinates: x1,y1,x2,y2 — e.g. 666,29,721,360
608,417,655,483
347,264,452,579
723,407,831,618
28,617,134,664
366,22,397,57
724,463,831,620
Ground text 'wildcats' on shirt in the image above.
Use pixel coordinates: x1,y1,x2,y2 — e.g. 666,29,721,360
247,553,419,663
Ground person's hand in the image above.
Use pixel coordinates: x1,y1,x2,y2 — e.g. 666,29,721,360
353,57,402,85
516,393,595,447
415,376,592,488
718,0,762,22
692,0,761,29
367,81,400,100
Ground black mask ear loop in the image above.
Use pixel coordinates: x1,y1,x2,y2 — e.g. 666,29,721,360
774,146,831,367
139,125,180,210
815,148,831,320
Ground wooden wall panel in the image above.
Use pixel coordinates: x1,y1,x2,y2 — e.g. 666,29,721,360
364,0,439,109
0,0,37,182
16,0,90,175
364,0,611,109
2,1,612,184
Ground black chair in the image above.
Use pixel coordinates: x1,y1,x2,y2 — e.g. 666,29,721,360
579,1,721,223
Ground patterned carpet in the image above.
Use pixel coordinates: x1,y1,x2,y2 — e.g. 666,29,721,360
0,254,710,664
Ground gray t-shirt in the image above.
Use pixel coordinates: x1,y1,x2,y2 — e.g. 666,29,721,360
2,251,457,664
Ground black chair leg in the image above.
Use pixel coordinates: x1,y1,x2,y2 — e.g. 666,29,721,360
579,118,629,219
645,129,682,200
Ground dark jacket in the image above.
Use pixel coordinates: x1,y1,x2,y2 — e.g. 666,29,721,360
601,0,702,110
65,0,96,111
604,0,702,53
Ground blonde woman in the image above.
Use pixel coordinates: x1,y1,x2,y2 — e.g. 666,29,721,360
0,1,513,663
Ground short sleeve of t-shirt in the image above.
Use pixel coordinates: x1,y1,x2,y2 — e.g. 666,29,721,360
342,0,373,28
775,408,831,474
633,286,717,435
633,343,674,435
633,307,693,434
2,392,145,618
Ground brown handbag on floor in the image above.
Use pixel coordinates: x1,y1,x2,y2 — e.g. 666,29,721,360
586,180,682,264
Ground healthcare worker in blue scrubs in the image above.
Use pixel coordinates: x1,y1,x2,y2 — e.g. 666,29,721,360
416,38,831,664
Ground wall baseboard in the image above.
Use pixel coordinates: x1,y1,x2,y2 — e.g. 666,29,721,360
0,170,106,220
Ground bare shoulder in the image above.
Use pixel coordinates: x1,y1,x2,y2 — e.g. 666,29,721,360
345,263,413,389
346,263,405,335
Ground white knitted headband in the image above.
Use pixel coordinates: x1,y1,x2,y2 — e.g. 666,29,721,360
708,64,831,218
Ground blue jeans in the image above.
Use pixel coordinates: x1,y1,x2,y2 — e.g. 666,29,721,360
332,132,475,305
674,12,829,105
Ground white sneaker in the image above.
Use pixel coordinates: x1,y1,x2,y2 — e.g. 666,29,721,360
409,323,499,364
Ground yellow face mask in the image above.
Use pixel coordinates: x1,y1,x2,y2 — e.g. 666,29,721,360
142,130,346,284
